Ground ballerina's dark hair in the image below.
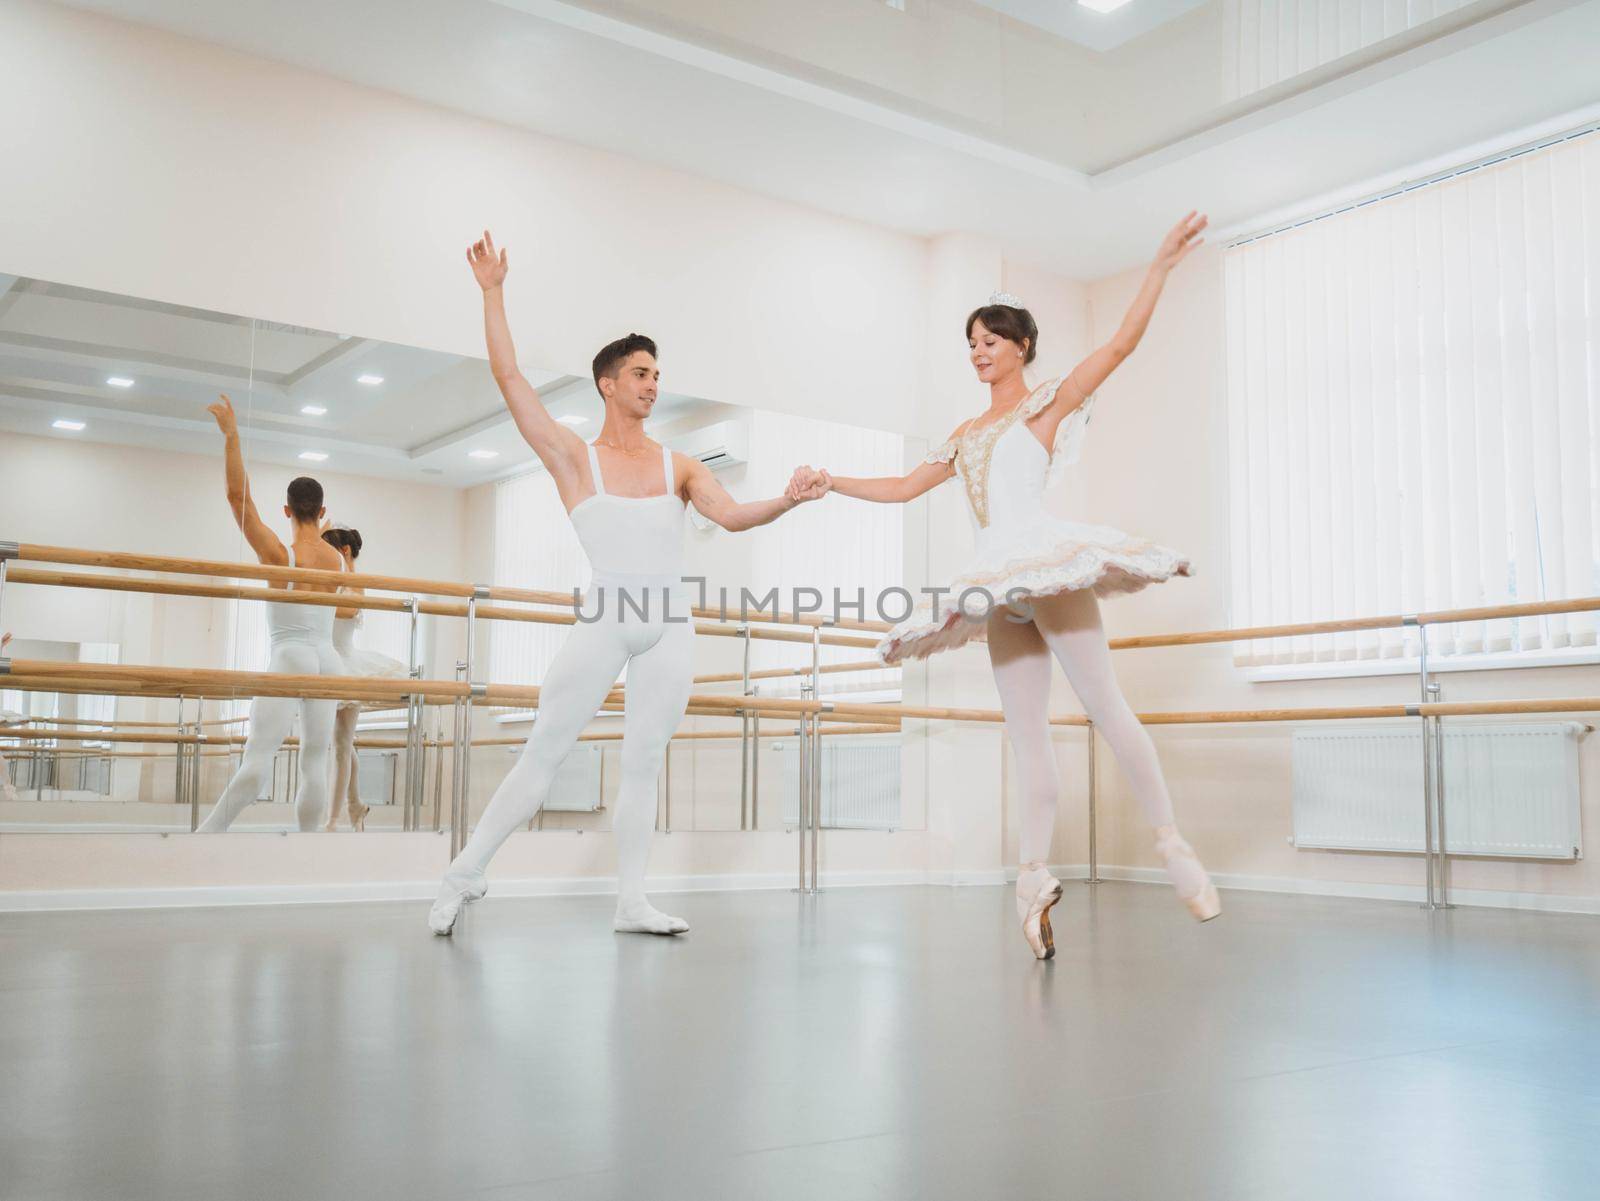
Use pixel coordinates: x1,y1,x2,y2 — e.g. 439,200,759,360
965,304,1038,365
321,527,363,560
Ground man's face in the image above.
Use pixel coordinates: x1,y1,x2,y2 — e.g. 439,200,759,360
602,351,659,418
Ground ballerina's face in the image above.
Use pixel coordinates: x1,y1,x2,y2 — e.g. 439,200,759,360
968,320,1027,385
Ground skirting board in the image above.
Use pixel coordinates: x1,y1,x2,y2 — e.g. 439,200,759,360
2,864,1598,916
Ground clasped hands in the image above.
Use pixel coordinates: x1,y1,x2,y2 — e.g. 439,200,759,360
785,465,832,504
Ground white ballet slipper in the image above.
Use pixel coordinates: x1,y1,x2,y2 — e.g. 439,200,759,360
1153,826,1221,922
428,870,488,936
613,897,689,936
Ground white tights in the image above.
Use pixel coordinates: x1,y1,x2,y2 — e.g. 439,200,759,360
441,596,694,922
327,705,364,829
198,641,339,833
987,588,1176,866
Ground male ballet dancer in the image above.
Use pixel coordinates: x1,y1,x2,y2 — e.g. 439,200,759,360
429,232,827,935
198,396,345,832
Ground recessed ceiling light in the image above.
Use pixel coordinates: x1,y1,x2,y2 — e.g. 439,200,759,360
556,415,588,427
300,404,327,416
53,419,86,431
468,449,499,460
356,374,384,386
106,377,135,388
298,451,328,462
1077,0,1132,12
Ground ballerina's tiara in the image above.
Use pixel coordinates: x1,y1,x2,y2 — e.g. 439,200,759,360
987,291,1027,309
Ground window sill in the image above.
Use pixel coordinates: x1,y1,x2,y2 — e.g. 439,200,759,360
1241,645,1600,683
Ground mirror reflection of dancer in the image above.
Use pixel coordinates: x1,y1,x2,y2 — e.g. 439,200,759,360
321,525,407,831
0,633,18,803
429,231,827,936
799,215,1218,959
198,395,345,833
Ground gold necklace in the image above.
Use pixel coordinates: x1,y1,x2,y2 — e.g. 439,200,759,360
596,438,652,458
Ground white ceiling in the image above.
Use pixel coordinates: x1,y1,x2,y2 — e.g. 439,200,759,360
0,274,727,485
970,0,1210,51
47,0,1600,280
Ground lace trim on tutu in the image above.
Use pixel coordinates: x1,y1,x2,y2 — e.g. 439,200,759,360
875,537,1193,665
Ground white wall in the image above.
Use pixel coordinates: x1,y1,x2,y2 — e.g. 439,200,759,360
0,0,928,434
1081,247,1600,905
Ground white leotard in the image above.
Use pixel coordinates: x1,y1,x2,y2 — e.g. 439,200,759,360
431,441,696,934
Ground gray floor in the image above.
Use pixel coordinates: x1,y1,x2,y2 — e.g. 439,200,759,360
2,883,1598,1201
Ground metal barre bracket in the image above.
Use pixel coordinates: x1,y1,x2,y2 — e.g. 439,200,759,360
1404,703,1422,717
470,683,488,699
0,541,18,561
0,657,9,675
473,585,492,600
1401,614,1421,627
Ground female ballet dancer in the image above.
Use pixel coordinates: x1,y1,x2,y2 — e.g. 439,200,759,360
798,213,1216,959
428,231,828,936
321,525,407,831
198,395,345,832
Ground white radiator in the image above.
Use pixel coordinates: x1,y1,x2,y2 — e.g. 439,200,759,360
355,750,396,806
536,743,604,813
778,735,902,830
1291,722,1586,860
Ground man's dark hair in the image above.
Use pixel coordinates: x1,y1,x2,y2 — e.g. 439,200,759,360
286,476,324,524
591,333,658,391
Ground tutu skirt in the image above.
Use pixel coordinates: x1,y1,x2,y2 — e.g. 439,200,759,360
331,626,408,711
877,514,1192,666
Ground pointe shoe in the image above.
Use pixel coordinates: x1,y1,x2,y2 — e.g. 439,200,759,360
428,870,488,936
613,897,689,936
1153,826,1221,922
348,799,369,832
1016,862,1064,960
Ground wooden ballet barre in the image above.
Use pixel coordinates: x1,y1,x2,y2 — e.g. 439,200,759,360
14,545,892,633
1108,594,1600,650
0,748,237,760
5,662,1595,731
0,660,1048,725
14,714,246,731
687,660,886,686
6,567,882,649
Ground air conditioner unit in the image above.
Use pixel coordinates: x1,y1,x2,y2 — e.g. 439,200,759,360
670,419,748,470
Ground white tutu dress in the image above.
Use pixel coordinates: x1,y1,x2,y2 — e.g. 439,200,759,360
331,613,408,710
877,376,1192,665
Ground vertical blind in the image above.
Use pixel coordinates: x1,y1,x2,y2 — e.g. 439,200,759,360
745,411,905,695
491,466,597,703
1222,0,1473,99
1224,130,1600,666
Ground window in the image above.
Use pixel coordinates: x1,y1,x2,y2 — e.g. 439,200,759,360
490,467,596,708
745,411,905,697
1222,0,1473,100
1225,129,1600,670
